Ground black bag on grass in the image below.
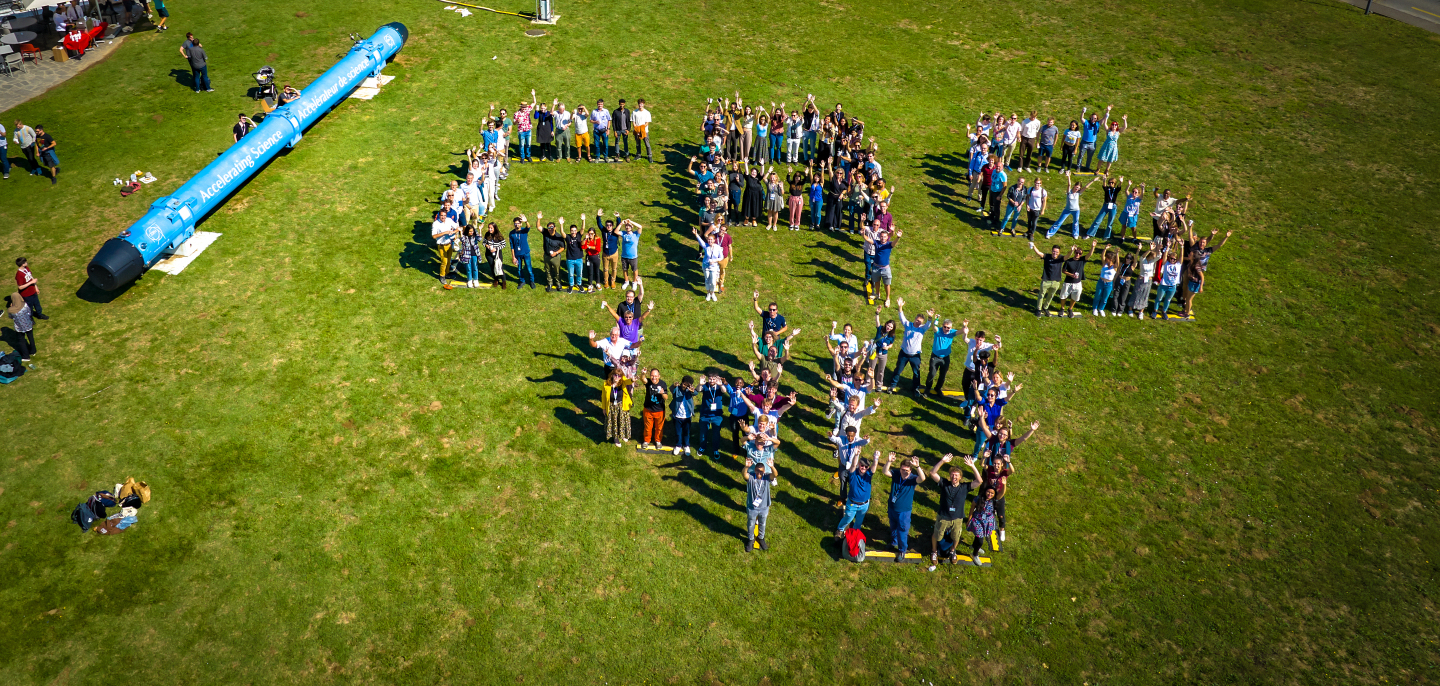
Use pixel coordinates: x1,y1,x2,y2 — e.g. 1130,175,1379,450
70,501,99,532
0,352,25,382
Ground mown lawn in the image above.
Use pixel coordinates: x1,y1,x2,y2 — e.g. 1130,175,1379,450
1,0,1438,683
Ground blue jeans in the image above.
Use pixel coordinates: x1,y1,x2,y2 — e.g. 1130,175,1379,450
810,198,823,227
466,256,478,282
893,352,922,390
836,501,870,534
863,252,874,281
769,133,784,162
0,148,9,176
518,131,531,160
1000,204,1022,232
1154,284,1178,317
1048,209,1081,238
673,417,692,448
802,131,817,160
514,253,533,284
1080,141,1096,170
698,415,723,455
1086,206,1118,238
889,508,912,553
566,258,583,286
594,130,610,158
192,65,210,92
1093,278,1114,311
992,143,1008,163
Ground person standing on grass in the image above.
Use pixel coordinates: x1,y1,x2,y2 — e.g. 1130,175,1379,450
1110,250,1136,317
13,121,38,178
830,425,869,503
742,456,776,553
184,38,212,93
553,101,573,161
892,298,933,394
1091,246,1118,316
231,113,256,142
631,99,653,163
753,294,789,337
1047,171,1101,240
541,219,566,292
600,215,621,290
1038,118,1059,173
1023,178,1048,241
34,126,59,186
591,99,613,162
483,222,508,290
922,318,960,397
1128,241,1159,317
612,98,632,161
978,154,998,218
604,366,633,447
987,162,1009,231
573,105,593,163
0,122,8,180
1096,113,1127,176
785,167,806,230
13,258,47,321
563,222,585,292
1153,243,1186,319
786,109,804,164
456,225,480,289
1061,120,1081,171
1019,111,1041,171
582,225,603,293
1118,181,1145,244
868,310,897,391
997,175,1027,236
639,368,668,450
669,375,697,456
962,480,999,565
726,374,752,452
5,294,35,361
869,229,902,309
835,448,878,539
929,453,982,564
514,91,535,163
588,326,634,379
601,298,654,347
695,374,730,457
1180,227,1231,316
431,209,460,290
619,218,643,290
1079,106,1108,172
881,452,922,560
510,214,535,289
1087,176,1124,240
152,0,169,31
959,323,997,410
1028,242,1067,317
1057,241,1097,318
696,231,724,302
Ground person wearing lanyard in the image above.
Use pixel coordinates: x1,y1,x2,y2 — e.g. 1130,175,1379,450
742,457,775,553
619,218,643,290
959,323,999,412
928,453,983,564
1023,178,1048,241
1059,242,1097,318
1118,181,1145,244
727,375,752,452
922,318,960,397
1153,242,1186,320
972,384,1025,458
997,175,1027,236
1047,170,1101,239
1086,175,1124,239
868,310,897,390
600,213,621,289
694,375,730,457
1079,105,1109,172
587,327,634,379
830,429,871,513
891,298,933,394
669,376,697,456
639,368,668,450
883,452,922,560
869,229,902,309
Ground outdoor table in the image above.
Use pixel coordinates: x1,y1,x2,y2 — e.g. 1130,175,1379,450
1,30,37,45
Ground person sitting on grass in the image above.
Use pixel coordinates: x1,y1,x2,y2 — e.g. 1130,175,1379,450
742,456,776,553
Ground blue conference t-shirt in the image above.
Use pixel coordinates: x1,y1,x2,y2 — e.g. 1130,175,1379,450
888,472,919,511
1082,119,1101,143
874,241,895,267
932,327,959,356
990,168,1008,193
848,469,873,504
621,230,640,259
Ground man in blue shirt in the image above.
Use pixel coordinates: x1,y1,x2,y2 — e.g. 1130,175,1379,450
618,218,643,290
922,317,960,397
891,298,934,394
967,142,989,203
867,229,902,309
883,452,922,560
696,374,730,457
834,444,876,538
752,294,789,336
1079,105,1109,172
591,99,613,162
727,375,752,452
509,214,535,289
987,166,1008,230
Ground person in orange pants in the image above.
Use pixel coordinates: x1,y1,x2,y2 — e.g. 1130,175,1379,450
639,367,668,449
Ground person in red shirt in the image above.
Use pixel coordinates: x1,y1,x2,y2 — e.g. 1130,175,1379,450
581,228,603,292
15,258,47,320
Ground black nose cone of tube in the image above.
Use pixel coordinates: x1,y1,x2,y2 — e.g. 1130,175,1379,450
384,22,408,45
87,238,145,292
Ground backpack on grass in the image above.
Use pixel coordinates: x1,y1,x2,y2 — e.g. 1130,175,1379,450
843,528,866,563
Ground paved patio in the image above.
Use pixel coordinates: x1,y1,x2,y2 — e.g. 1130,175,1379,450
0,29,128,112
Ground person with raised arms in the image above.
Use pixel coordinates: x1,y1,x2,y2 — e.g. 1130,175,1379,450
928,453,983,565
921,317,961,398
890,298,934,394
742,455,776,553
587,327,636,379
619,218,644,291
509,214,536,289
882,452,923,561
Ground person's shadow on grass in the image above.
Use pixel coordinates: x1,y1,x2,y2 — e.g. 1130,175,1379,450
398,219,440,280
167,68,196,90
957,284,1035,312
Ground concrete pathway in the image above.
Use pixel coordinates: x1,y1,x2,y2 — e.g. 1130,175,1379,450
0,30,128,113
1338,0,1440,34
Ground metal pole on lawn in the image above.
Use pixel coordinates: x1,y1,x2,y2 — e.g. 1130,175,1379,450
1365,0,1373,14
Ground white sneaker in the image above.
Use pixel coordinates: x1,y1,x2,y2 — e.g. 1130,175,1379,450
1091,309,1098,316
1100,310,1108,317
684,447,692,455
672,446,682,455
615,441,622,447
1000,530,1006,542
885,298,891,308
623,281,631,290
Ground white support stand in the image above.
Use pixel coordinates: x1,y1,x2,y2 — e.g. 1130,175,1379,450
531,0,559,24
151,232,221,275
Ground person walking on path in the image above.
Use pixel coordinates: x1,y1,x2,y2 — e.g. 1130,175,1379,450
183,37,212,93
742,456,775,552
5,294,36,361
1028,242,1067,317
12,121,38,178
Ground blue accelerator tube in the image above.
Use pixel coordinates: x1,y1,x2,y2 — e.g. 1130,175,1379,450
86,22,408,291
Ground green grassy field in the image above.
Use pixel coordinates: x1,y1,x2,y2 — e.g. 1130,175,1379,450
1,0,1438,682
